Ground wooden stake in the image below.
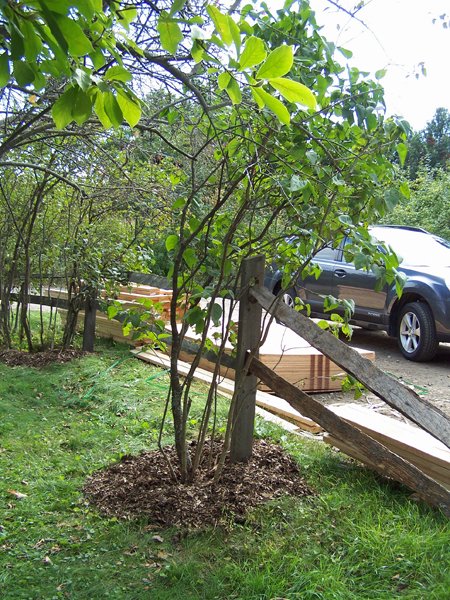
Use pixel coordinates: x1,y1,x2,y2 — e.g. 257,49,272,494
230,255,264,463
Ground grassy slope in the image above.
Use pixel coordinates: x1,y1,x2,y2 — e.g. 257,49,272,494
0,341,449,600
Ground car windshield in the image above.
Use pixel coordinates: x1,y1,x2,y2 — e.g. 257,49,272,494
371,227,450,267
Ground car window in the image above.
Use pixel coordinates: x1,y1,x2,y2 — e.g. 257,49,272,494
371,227,450,267
314,246,339,261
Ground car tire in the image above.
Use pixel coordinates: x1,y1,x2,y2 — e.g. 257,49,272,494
397,302,438,361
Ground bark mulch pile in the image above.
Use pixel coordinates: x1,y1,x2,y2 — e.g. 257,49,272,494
84,439,315,529
0,348,85,368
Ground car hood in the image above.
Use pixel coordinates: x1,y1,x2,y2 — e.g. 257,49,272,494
401,264,450,279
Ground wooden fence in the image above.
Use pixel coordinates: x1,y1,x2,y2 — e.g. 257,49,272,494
234,255,450,515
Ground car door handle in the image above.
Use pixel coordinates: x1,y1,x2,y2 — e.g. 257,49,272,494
334,269,347,278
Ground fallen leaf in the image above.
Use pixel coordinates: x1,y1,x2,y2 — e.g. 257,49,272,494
152,535,164,543
43,556,53,566
7,490,27,500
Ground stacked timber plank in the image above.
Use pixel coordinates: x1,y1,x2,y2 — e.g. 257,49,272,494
51,285,180,344
325,403,450,490
181,319,375,393
53,286,374,393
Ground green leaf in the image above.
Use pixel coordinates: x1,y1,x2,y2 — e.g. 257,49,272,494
89,48,106,69
225,78,242,105
211,302,223,326
189,216,201,232
72,87,92,124
191,40,204,63
10,20,25,60
172,198,186,210
399,181,410,199
20,20,42,61
207,6,232,46
39,0,71,14
251,87,265,109
165,234,179,251
103,91,123,128
52,86,77,129
184,305,205,331
0,54,10,87
74,67,91,91
218,71,231,90
269,77,316,109
290,175,308,192
256,45,293,79
375,68,387,80
116,89,141,127
239,36,267,70
118,5,137,26
306,149,319,165
76,0,99,19
228,16,241,53
54,15,94,56
252,87,290,125
13,61,35,86
384,188,401,211
182,248,196,269
105,65,132,82
107,304,119,319
396,142,408,167
170,0,186,16
94,92,112,128
157,12,183,55
38,7,69,55
338,46,353,59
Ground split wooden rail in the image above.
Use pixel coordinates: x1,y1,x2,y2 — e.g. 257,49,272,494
235,256,450,515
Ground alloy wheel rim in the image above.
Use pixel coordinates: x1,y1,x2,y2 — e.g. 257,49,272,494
400,311,420,353
282,292,295,308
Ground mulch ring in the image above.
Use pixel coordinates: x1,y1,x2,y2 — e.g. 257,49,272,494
0,348,86,367
84,439,315,529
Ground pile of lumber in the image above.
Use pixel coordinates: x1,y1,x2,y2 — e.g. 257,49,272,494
52,285,181,344
180,320,375,393
325,403,450,490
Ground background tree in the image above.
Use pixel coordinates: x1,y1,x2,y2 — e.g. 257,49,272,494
404,107,450,179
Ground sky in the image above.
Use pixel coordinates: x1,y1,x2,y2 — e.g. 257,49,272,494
308,0,450,131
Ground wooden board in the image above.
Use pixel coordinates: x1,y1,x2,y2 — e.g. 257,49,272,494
181,320,375,393
250,285,450,449
325,403,450,489
59,285,375,393
132,348,322,434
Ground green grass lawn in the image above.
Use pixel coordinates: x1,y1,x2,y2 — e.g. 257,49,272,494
0,340,449,599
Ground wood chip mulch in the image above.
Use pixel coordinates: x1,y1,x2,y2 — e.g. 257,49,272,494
84,439,315,528
0,349,85,367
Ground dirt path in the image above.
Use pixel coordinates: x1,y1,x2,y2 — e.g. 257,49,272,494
316,329,450,418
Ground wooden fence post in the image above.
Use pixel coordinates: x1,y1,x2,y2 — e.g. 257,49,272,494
230,255,264,463
82,289,97,352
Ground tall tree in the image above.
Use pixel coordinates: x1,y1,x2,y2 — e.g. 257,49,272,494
0,1,408,485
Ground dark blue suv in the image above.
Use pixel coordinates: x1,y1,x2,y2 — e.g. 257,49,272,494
265,226,450,361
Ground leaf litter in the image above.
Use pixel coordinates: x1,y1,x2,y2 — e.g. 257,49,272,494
84,439,314,529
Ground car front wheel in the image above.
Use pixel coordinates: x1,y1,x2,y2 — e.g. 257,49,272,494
280,288,296,309
397,302,438,361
